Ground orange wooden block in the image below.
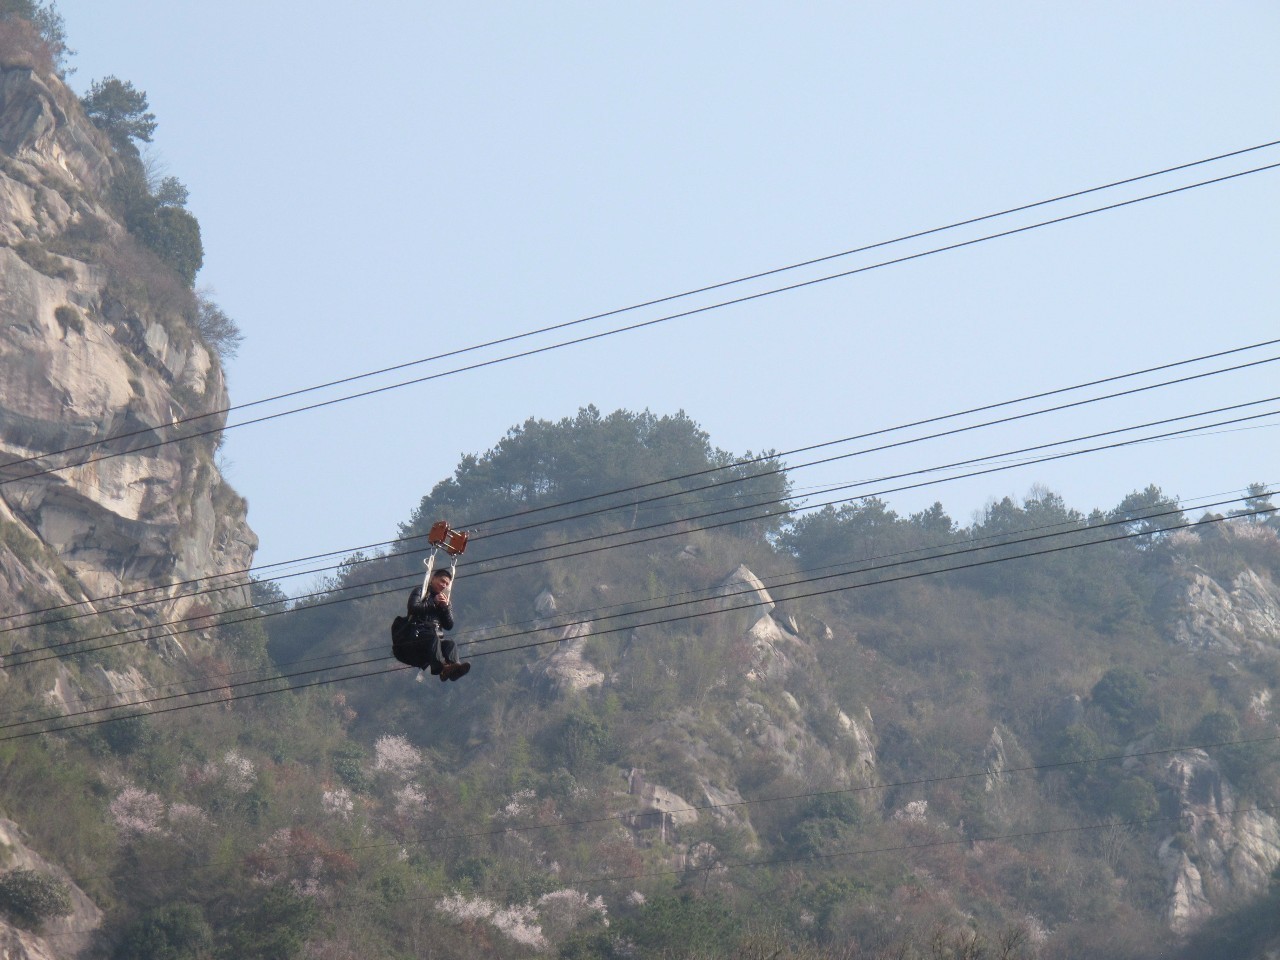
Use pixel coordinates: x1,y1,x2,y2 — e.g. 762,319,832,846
427,520,469,556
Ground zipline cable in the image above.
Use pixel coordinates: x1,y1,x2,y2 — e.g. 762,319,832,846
3,160,1278,491
5,481,1261,725
4,139,1276,480
2,504,1270,738
3,346,1275,633
5,407,1274,670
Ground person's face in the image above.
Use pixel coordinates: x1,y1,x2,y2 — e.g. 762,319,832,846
432,573,452,594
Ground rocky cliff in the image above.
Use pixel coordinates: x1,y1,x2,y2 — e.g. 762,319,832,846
0,59,255,630
0,46,255,960
1157,547,1280,931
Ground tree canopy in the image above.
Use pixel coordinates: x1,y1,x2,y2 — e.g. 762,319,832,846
81,76,156,153
401,406,792,545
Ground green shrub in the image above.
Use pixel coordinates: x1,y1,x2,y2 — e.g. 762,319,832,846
131,205,202,286
331,746,370,792
99,714,155,757
113,902,212,960
0,868,72,930
1055,725,1103,776
554,707,613,774
615,895,738,957
54,304,84,335
1092,667,1152,732
11,240,75,280
219,887,317,960
1108,776,1160,822
1191,710,1240,747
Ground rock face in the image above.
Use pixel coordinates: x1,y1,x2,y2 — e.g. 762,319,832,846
0,59,255,631
1156,750,1280,933
0,53,255,958
625,768,698,830
716,565,801,684
1153,557,1280,931
1168,566,1280,655
714,564,775,619
837,706,878,781
527,590,605,693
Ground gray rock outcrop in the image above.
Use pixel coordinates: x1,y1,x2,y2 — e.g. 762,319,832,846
526,590,604,693
1167,568,1280,655
1157,750,1280,933
0,58,256,641
714,565,802,684
714,564,775,619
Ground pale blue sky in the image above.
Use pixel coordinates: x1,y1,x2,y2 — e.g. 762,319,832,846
56,2,1280,574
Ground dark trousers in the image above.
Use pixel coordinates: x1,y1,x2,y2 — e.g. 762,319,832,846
393,620,456,671
421,627,456,669
437,637,457,666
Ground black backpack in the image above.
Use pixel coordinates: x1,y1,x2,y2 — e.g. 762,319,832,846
390,615,432,670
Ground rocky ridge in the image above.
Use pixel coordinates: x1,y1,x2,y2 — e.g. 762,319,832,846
0,59,255,642
0,46,255,958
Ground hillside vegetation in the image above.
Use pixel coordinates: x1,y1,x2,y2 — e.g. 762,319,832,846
9,407,1278,959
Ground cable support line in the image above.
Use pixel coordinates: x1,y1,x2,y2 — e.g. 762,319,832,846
33,408,1280,679
3,479,1265,727
4,160,1278,495
4,138,1276,486
0,506,1258,741
260,398,1280,634
4,350,1275,639
0,491,1222,729
6,482,1260,727
0,644,373,726
3,396,1270,675
4,336,1276,631
6,403,1275,669
463,506,1276,663
458,494,1269,653
4,502,1269,737
0,653,391,735
24,398,1280,683
465,352,1280,542
0,536,389,628
0,332,1264,640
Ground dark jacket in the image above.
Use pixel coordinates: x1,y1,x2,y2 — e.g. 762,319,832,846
407,585,454,638
391,586,455,671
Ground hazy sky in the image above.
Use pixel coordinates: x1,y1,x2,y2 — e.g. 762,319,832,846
55,2,1280,577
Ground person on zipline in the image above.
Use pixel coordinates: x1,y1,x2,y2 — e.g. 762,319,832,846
401,568,470,681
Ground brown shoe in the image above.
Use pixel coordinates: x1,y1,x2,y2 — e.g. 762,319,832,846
439,662,459,681
447,662,470,681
